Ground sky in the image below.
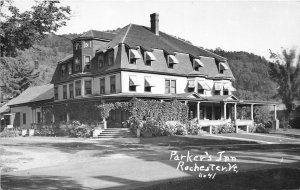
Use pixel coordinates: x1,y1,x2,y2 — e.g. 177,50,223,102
12,0,300,59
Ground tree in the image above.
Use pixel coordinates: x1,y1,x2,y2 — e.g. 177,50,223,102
269,48,300,121
0,0,70,97
0,0,71,57
0,57,39,96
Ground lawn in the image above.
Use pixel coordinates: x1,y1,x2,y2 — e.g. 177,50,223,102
0,134,300,189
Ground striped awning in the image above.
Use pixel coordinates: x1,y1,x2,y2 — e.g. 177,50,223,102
145,52,157,61
220,62,229,70
145,77,155,87
223,83,236,91
194,59,204,67
168,55,179,64
198,81,211,90
129,76,141,86
214,82,223,91
188,80,195,88
130,49,142,59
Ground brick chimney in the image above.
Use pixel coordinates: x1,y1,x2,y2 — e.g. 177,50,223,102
150,13,159,35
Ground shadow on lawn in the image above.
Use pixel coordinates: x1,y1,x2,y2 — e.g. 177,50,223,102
126,168,300,190
1,175,92,190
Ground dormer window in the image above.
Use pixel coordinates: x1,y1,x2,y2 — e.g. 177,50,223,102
83,40,91,48
193,59,204,71
84,55,91,69
219,62,229,74
145,51,156,66
167,55,179,69
129,49,141,64
98,53,104,68
61,65,66,76
107,50,114,65
187,80,195,92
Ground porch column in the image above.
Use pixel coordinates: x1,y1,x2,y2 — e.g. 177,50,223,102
66,111,70,122
197,102,200,121
223,103,227,120
184,101,188,105
274,104,277,120
250,104,254,120
160,100,164,102
234,103,237,120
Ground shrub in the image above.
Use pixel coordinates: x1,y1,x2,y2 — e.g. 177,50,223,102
211,123,236,134
255,123,268,133
248,124,256,133
37,124,55,136
66,120,94,138
186,119,202,135
163,121,178,136
0,130,20,137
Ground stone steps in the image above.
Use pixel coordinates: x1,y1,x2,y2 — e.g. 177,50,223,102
97,128,134,138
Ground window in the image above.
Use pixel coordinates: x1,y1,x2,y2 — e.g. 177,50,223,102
75,80,81,96
85,80,92,95
83,40,91,48
193,59,204,71
68,64,72,75
165,79,176,94
23,113,26,124
145,51,156,66
98,54,104,68
74,42,81,50
144,77,155,92
167,55,179,69
219,62,229,73
54,86,58,100
220,69,224,74
74,57,81,71
129,86,136,91
223,90,229,95
61,65,66,76
37,112,41,123
100,78,105,94
108,51,114,65
69,83,74,98
63,85,67,99
198,89,204,95
129,49,141,64
187,80,195,92
84,56,91,69
215,90,221,95
214,82,222,95
110,76,116,93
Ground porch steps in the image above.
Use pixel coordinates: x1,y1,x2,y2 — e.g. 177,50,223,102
97,128,134,138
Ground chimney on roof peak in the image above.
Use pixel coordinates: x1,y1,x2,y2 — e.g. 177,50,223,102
150,13,159,36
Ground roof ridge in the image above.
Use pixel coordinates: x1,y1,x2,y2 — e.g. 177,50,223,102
121,23,132,44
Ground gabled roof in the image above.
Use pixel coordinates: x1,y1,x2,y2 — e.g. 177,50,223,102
75,30,116,41
103,24,226,62
7,84,53,106
0,103,9,114
205,95,239,102
58,54,73,64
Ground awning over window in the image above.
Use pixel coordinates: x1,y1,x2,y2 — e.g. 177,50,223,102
168,55,179,64
198,81,211,90
129,76,141,86
194,59,204,67
188,80,195,88
145,77,155,87
145,52,157,61
223,83,236,91
220,62,229,70
214,82,223,91
130,49,142,59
